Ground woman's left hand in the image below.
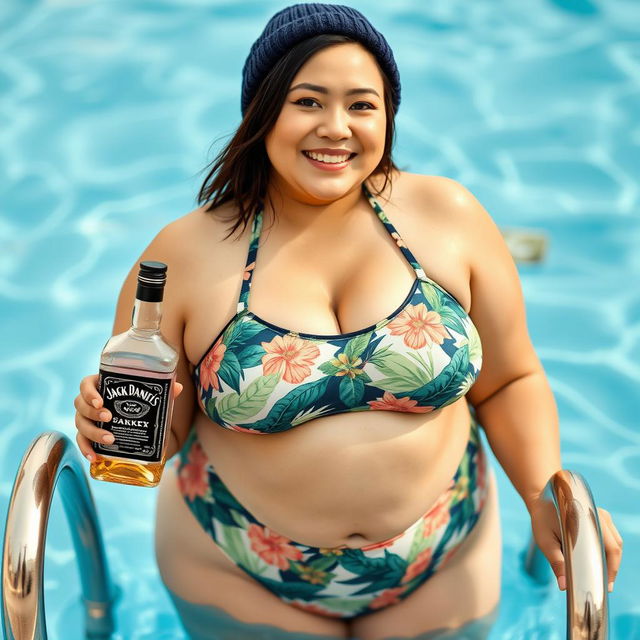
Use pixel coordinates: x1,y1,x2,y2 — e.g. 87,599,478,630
529,500,623,593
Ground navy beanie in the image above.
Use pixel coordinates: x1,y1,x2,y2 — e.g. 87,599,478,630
241,3,401,117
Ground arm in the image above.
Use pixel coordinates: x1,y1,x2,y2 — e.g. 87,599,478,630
438,178,562,513
110,221,196,460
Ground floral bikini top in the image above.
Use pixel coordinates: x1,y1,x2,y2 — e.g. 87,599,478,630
193,182,482,434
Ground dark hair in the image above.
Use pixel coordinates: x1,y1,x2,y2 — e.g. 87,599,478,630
196,34,401,241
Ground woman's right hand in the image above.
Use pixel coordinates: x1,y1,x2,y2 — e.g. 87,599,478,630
73,374,115,462
73,374,183,462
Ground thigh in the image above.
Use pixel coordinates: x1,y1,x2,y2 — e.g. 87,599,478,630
348,469,502,640
154,463,350,639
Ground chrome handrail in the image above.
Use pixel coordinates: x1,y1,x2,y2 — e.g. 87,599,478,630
524,470,609,639
2,431,118,639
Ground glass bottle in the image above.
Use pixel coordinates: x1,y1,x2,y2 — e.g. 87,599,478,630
90,261,178,487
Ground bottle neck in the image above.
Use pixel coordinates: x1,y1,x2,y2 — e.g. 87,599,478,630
132,299,162,332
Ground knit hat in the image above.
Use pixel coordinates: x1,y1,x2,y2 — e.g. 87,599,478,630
241,3,401,117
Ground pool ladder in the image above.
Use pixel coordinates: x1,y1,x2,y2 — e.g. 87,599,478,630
2,431,610,639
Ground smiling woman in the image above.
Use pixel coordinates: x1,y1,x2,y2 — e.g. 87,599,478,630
72,2,623,639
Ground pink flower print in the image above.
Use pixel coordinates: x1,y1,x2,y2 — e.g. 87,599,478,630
369,586,406,610
401,547,433,584
261,334,320,384
290,601,344,618
422,488,454,538
247,524,303,570
359,530,406,551
199,337,226,392
177,441,210,501
368,391,435,413
387,303,449,349
226,424,266,434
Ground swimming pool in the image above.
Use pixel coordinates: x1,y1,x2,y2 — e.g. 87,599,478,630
1,0,638,637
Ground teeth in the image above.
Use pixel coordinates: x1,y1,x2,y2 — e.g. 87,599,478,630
304,151,351,163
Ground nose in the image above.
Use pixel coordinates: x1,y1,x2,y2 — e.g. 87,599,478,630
316,105,352,140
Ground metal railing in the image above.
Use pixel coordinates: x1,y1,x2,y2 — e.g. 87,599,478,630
2,431,118,640
524,470,609,639
2,432,610,639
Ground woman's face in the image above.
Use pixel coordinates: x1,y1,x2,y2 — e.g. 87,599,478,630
264,42,387,205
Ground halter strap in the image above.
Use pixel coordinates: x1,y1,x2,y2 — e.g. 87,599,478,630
236,182,426,313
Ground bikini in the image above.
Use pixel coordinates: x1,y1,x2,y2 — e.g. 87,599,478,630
174,181,489,619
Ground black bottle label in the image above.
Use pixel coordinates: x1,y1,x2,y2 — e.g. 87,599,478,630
93,369,172,463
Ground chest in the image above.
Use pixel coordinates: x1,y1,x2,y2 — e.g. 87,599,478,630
183,196,471,369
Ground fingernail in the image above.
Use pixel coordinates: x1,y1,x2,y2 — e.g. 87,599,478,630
99,411,110,421
609,582,614,592
102,434,115,444
558,576,566,590
86,453,93,462
92,399,101,408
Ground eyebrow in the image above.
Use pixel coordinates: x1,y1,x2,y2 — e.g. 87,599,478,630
288,82,381,98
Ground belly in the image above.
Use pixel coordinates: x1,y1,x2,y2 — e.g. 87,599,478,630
191,397,474,549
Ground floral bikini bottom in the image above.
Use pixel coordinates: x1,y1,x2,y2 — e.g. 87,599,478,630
174,415,490,620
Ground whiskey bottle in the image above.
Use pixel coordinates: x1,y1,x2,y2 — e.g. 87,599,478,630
91,261,178,487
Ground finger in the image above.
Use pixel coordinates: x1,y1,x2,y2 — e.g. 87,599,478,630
601,519,623,591
80,374,102,409
537,533,566,590
76,432,98,462
75,411,115,446
601,510,623,546
173,381,183,398
74,394,112,424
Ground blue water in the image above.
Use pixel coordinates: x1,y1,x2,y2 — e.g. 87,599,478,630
1,0,638,638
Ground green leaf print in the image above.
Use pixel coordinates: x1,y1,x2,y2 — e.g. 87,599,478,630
220,523,266,576
467,322,482,366
367,343,392,367
251,377,331,432
237,344,266,369
405,350,435,380
224,315,265,349
344,331,372,361
410,348,470,404
337,550,407,594
405,518,427,565
437,305,466,336
318,360,341,376
217,351,242,393
373,352,431,392
217,373,279,424
419,281,445,312
339,375,365,406
310,596,372,615
253,575,326,600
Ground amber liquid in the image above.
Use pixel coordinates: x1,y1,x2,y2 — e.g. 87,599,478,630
90,364,176,488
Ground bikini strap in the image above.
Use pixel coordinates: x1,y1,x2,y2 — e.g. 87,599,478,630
237,205,264,313
362,182,428,282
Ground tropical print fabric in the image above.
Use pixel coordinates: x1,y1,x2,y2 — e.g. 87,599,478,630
193,182,482,434
175,415,489,619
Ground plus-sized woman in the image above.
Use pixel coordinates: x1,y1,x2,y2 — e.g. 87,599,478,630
73,4,623,639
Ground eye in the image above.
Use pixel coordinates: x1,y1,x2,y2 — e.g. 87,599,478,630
293,98,375,110
295,97,320,107
351,102,375,110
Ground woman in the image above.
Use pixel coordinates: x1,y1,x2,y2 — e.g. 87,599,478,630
73,4,623,639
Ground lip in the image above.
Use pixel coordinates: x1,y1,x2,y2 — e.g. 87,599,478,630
304,148,356,155
301,150,354,171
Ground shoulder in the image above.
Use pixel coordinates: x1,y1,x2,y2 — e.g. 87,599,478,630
406,173,502,252
152,201,241,250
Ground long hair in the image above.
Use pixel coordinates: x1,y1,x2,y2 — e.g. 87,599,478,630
196,34,401,241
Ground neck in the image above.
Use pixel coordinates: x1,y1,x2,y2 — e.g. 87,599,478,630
262,178,369,235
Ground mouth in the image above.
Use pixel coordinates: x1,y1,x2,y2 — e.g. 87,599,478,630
301,151,357,167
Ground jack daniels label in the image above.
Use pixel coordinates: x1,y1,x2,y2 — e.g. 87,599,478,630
93,369,171,463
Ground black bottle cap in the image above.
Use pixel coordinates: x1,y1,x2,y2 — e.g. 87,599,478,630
136,261,167,302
